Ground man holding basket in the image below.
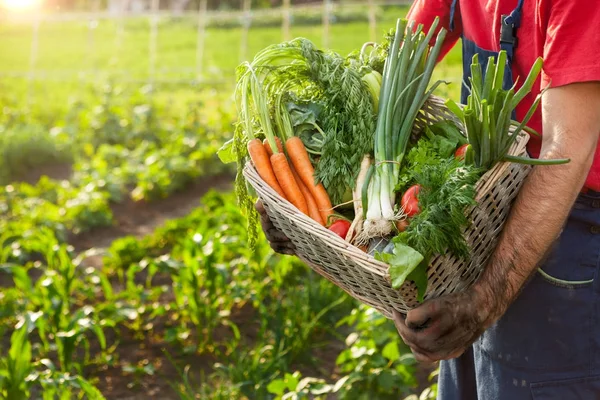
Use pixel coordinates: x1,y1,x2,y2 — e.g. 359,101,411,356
257,0,600,397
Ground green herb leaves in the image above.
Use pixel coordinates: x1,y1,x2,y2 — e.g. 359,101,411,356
388,131,483,301
403,157,481,260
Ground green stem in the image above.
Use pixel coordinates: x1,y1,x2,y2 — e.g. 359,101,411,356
503,154,570,165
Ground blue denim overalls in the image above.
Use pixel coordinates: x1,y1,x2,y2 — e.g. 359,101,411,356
436,1,600,398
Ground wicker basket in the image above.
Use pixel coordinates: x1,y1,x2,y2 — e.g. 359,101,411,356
243,95,532,318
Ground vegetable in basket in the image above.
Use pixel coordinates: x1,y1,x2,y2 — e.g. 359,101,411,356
445,52,571,169
235,64,334,226
219,35,381,245
358,18,448,241
378,49,571,300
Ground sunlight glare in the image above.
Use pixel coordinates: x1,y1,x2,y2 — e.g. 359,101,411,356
2,0,42,11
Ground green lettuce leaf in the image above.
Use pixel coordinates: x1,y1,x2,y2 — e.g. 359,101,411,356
286,101,322,127
406,258,429,302
376,242,424,290
429,121,468,146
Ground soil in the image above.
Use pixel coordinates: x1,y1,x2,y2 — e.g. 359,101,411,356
15,162,74,185
69,172,235,253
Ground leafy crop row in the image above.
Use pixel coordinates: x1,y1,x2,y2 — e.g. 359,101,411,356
0,85,234,246
0,190,437,399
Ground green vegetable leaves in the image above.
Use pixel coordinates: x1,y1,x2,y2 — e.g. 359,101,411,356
286,101,325,158
450,52,570,170
376,241,424,290
386,129,483,301
217,139,236,164
425,129,457,159
406,260,429,302
402,157,480,261
287,101,322,128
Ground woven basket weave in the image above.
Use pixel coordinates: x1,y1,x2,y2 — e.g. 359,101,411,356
243,95,532,318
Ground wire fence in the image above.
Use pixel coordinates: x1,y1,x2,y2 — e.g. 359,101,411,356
0,0,413,101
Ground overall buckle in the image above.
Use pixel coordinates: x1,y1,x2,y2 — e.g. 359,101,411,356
500,14,519,48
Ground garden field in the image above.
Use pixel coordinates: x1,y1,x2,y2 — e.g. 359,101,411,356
0,5,463,399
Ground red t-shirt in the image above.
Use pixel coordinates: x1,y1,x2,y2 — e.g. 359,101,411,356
407,0,600,192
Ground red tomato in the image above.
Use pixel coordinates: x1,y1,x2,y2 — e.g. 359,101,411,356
455,144,470,160
401,185,421,217
328,219,351,239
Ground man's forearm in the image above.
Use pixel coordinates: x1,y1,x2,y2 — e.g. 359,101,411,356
472,83,600,323
473,149,591,322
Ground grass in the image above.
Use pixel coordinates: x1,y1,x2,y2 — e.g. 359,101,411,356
0,6,463,108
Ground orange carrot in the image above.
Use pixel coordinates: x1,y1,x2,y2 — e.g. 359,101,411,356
247,139,286,198
270,153,309,215
264,137,284,157
291,164,324,225
285,137,333,224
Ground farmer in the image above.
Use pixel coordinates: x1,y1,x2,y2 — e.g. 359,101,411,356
255,0,600,398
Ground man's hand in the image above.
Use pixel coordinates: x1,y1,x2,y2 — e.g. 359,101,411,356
255,200,296,256
392,286,496,363
393,81,600,362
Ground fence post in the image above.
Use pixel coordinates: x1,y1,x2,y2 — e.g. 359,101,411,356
322,0,331,48
368,0,377,42
86,0,101,86
149,0,160,86
282,0,291,41
240,0,252,62
114,0,129,69
27,13,41,106
196,0,208,81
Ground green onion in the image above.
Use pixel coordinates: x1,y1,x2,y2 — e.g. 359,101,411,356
503,154,570,165
449,52,569,170
362,17,447,237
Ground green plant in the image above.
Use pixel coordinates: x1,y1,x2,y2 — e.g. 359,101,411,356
267,371,332,400
0,318,34,400
35,359,107,400
331,305,418,399
0,124,72,185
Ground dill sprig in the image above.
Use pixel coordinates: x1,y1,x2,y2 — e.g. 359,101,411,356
401,157,482,260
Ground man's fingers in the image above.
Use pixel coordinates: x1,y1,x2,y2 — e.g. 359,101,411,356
254,199,297,256
266,228,290,243
393,311,429,351
411,348,436,363
392,310,412,338
395,309,460,357
405,300,443,331
274,246,296,255
255,199,265,214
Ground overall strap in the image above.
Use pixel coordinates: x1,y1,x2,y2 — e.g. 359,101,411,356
500,0,525,63
449,0,459,32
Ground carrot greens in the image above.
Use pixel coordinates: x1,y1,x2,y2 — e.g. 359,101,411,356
241,38,377,204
